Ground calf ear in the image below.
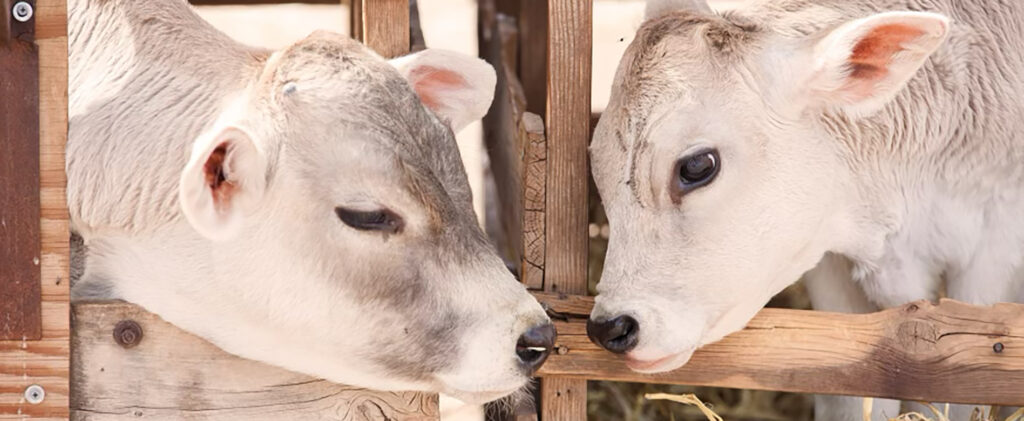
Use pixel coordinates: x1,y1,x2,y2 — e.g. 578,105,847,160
806,11,949,117
179,126,267,241
645,0,711,20
390,49,496,133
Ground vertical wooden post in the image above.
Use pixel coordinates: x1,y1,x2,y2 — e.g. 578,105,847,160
0,0,70,417
350,0,410,58
1,0,42,341
541,0,591,420
518,0,547,117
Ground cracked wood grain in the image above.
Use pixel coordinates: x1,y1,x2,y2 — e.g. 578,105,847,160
532,292,1024,406
71,302,439,421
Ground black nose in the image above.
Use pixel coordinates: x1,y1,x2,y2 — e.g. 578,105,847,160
586,315,639,354
516,323,556,374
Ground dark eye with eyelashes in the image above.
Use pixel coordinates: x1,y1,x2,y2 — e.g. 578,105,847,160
671,149,720,199
335,207,404,234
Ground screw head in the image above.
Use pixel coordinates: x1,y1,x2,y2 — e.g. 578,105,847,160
113,320,144,349
12,2,33,22
24,384,44,405
994,342,1005,353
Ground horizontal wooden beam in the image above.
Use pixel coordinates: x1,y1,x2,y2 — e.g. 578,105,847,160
532,292,1024,406
71,302,439,420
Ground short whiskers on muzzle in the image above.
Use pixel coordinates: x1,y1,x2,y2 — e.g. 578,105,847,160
487,381,537,415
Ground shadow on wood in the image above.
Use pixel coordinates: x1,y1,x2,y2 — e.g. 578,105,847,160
71,302,439,421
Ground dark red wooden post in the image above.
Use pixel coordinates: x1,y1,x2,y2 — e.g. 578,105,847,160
0,0,42,340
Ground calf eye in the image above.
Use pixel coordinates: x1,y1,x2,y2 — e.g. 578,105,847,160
673,149,720,195
335,207,404,234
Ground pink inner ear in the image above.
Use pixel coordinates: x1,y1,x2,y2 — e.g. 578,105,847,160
848,23,924,82
408,66,469,111
203,142,236,212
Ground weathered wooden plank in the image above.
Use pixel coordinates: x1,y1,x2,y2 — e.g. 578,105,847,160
0,0,70,418
71,302,440,421
542,0,589,296
533,292,1024,406
519,113,545,290
1,0,42,340
350,0,409,58
540,0,590,419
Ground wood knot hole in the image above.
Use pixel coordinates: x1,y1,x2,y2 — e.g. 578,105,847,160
113,320,144,349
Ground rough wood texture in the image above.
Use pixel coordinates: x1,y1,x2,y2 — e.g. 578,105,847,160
350,0,409,58
1,0,42,340
519,113,546,290
534,292,1024,406
71,302,440,421
540,1,590,419
542,0,589,297
0,0,70,418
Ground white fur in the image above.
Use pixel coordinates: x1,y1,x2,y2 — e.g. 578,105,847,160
390,49,497,132
592,0,1024,416
68,0,548,403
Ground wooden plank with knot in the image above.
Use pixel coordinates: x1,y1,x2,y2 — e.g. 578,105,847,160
71,302,439,421
533,292,1024,406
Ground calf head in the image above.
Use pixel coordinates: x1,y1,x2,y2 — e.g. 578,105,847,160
176,32,551,402
589,0,948,372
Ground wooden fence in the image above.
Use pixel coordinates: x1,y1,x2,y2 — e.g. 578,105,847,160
2,1,1024,421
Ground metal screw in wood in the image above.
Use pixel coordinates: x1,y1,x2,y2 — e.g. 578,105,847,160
23,384,44,405
11,1,31,22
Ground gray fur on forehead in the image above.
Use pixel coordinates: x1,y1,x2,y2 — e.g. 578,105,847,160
265,31,474,213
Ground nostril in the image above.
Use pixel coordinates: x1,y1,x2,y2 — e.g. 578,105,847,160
516,323,556,374
586,315,639,354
